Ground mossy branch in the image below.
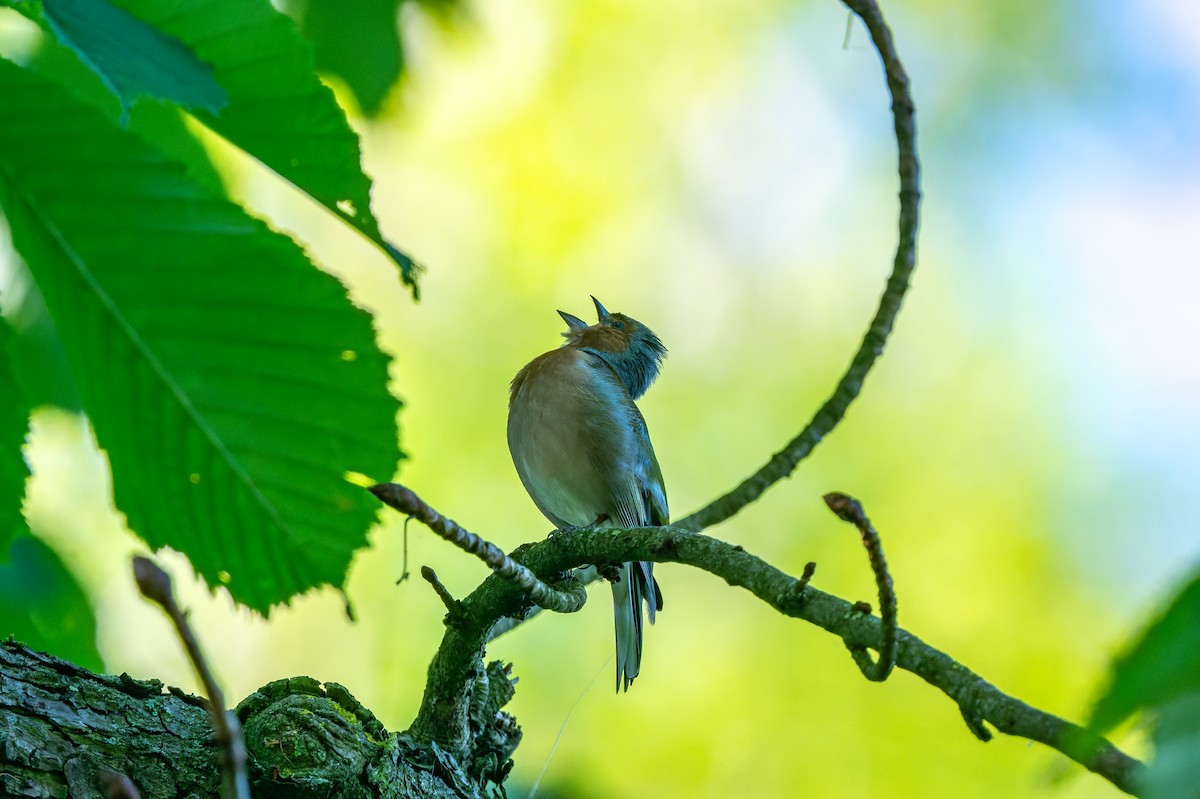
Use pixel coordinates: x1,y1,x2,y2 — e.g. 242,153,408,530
397,514,1144,795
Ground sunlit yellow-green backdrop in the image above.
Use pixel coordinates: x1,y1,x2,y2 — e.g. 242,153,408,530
12,0,1200,796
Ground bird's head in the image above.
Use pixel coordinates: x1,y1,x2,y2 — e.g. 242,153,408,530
558,296,666,399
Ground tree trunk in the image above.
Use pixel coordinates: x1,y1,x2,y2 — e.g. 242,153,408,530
0,642,519,798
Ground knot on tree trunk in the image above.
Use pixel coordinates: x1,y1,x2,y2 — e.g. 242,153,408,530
235,663,520,799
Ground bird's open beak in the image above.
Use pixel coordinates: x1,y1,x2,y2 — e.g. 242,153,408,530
591,296,611,321
558,309,588,330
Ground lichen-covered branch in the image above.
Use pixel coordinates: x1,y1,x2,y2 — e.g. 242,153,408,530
677,0,921,532
407,524,1145,795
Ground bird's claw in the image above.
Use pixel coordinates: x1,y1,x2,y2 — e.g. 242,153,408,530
597,562,622,583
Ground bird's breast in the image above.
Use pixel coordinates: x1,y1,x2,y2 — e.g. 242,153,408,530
507,349,639,528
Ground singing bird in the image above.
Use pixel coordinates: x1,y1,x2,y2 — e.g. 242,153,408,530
507,297,667,691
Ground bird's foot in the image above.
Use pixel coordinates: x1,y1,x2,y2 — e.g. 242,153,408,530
596,562,622,583
550,513,609,539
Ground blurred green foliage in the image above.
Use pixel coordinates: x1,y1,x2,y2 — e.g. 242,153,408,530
0,533,101,672
1089,572,1200,798
288,0,407,117
0,314,30,552
1143,692,1200,799
1090,574,1200,732
285,0,463,117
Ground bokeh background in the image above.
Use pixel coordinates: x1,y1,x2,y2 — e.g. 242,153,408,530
5,0,1200,796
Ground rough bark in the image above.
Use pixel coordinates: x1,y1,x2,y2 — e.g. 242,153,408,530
1,641,219,798
0,641,518,799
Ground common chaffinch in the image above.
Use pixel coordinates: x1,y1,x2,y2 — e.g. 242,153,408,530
507,297,667,691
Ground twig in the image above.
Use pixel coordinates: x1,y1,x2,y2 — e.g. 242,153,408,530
677,0,920,532
370,483,587,614
823,492,897,681
795,561,818,596
960,706,993,742
396,514,413,584
409,524,1145,795
131,556,249,799
421,566,460,614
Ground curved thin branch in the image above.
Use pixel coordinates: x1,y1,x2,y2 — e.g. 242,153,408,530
371,483,586,613
407,524,1144,795
824,492,897,681
678,0,921,532
132,557,250,799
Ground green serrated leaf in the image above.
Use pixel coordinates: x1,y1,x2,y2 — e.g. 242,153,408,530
3,265,83,413
41,0,227,116
17,15,229,196
111,0,423,296
1088,570,1200,733
0,56,402,611
0,314,33,554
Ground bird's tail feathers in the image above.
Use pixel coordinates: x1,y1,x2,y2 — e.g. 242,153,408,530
612,560,662,691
